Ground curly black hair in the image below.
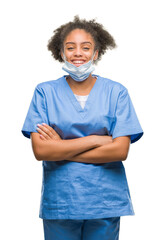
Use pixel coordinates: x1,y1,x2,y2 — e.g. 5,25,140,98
47,16,117,63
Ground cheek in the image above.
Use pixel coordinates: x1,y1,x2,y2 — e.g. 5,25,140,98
64,52,72,61
82,51,94,60
86,51,93,57
86,48,96,58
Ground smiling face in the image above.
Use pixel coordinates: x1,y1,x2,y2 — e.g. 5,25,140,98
62,29,98,67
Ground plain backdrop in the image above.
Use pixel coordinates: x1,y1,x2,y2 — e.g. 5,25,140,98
1,0,165,239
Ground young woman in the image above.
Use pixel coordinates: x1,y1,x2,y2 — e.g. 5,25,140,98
22,16,143,240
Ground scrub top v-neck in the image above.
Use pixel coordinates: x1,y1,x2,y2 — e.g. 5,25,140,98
21,75,143,220
74,94,89,109
62,75,99,118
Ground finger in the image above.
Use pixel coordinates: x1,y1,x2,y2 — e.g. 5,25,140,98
42,123,57,135
39,134,47,141
40,123,62,141
37,124,54,138
36,127,51,140
42,123,60,138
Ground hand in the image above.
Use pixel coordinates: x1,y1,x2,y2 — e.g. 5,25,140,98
36,123,62,141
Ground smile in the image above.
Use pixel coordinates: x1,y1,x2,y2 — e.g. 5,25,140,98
72,60,86,66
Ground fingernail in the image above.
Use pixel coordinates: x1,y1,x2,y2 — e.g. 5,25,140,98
37,124,41,127
42,123,46,126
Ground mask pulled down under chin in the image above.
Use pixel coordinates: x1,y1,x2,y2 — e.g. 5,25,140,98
62,53,96,82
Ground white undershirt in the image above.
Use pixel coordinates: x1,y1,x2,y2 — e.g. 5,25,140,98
74,94,89,109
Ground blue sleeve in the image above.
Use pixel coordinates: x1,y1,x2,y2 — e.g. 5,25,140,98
21,86,49,139
112,88,143,144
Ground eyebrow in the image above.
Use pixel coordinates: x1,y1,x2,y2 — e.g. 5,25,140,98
65,41,92,45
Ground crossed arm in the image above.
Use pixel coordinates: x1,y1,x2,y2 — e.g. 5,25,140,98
31,123,131,164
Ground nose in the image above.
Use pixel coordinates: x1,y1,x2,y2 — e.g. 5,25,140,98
74,47,82,57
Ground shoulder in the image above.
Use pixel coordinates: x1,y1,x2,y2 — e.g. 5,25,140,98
35,76,64,92
98,75,128,94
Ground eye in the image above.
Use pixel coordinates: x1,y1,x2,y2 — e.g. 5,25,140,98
83,47,90,50
67,47,74,50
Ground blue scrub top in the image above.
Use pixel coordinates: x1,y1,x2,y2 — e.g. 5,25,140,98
22,75,143,220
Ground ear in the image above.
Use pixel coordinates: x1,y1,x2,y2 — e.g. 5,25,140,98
93,50,99,61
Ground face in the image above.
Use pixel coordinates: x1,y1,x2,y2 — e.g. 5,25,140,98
62,29,98,67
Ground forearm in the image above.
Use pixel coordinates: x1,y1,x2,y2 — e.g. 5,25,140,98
67,137,130,164
32,133,99,161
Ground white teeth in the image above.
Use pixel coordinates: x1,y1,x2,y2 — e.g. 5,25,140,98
72,61,84,64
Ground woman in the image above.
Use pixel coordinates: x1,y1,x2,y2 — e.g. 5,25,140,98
22,16,143,240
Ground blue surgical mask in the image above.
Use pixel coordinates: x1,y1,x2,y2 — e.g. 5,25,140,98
62,52,96,82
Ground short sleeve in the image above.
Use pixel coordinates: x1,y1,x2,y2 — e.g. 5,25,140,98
112,88,143,144
21,86,48,139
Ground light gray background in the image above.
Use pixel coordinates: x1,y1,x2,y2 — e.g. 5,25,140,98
1,0,164,239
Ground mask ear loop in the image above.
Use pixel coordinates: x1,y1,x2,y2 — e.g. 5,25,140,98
61,47,67,61
91,50,97,63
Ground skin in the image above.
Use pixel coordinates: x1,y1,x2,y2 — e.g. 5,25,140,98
31,28,131,163
35,123,130,163
61,29,99,95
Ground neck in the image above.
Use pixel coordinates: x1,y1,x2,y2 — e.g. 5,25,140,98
66,74,97,93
